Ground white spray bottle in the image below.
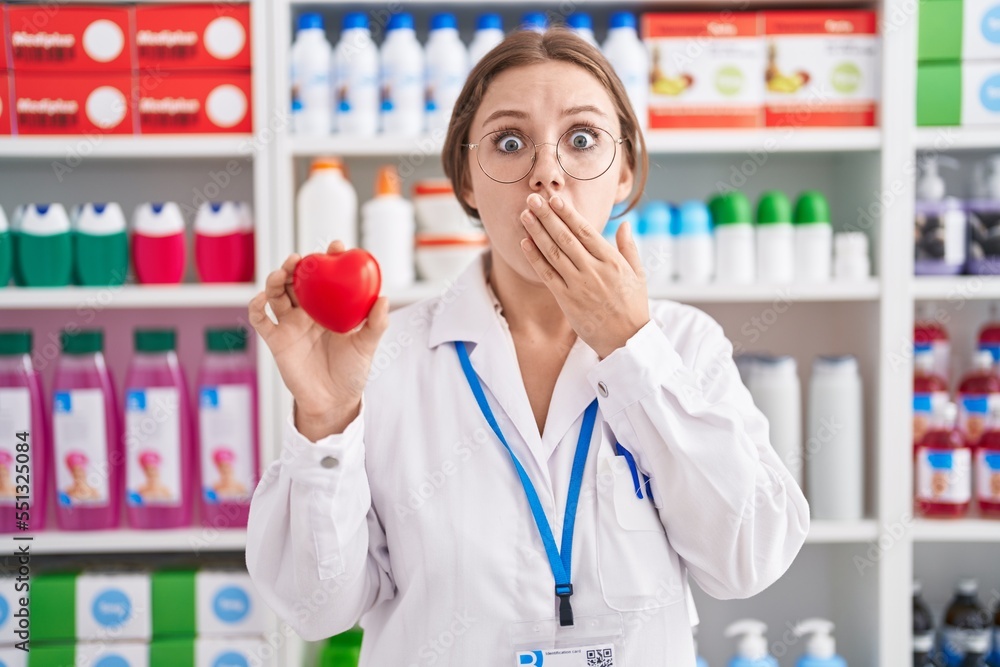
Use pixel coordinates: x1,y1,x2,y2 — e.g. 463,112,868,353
915,155,966,275
725,620,778,667
794,619,848,667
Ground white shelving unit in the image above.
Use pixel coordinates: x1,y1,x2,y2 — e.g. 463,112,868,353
6,0,1000,664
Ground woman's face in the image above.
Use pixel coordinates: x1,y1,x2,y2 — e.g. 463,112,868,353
462,61,635,284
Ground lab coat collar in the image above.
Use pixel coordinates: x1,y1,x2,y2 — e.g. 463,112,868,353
426,249,602,465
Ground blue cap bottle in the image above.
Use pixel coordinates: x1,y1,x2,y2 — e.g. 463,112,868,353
725,620,779,667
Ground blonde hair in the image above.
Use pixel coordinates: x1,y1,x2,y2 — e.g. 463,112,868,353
442,27,648,220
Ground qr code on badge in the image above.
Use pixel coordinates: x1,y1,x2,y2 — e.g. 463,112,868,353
586,648,613,667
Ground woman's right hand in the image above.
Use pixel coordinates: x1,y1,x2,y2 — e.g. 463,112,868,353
248,240,390,439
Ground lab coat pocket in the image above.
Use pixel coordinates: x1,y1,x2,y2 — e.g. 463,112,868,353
595,452,685,612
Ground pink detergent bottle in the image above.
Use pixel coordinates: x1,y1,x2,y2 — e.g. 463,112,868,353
198,327,258,528
0,331,48,532
52,329,122,530
194,202,248,284
124,329,193,529
957,350,1000,446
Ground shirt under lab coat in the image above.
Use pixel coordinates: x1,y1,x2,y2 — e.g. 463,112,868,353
245,249,810,666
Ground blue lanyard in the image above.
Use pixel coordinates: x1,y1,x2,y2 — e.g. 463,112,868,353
454,341,596,627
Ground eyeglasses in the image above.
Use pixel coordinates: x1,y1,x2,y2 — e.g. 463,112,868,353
462,126,625,184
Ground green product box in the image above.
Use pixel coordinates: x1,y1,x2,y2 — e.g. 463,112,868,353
917,60,1000,125
918,0,1000,62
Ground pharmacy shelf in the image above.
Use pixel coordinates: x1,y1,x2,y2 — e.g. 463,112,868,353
915,127,1000,151
911,276,1000,301
385,279,882,308
287,0,866,6
0,285,258,310
30,528,247,555
0,136,255,160
912,519,1000,543
287,128,882,158
806,519,879,543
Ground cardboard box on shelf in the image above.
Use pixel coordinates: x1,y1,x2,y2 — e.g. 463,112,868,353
0,73,11,135
138,71,251,134
642,12,765,129
918,0,1000,62
32,643,149,667
1,5,9,71
762,10,880,127
136,4,251,71
12,71,135,135
917,60,1000,125
30,571,152,643
0,576,24,646
7,5,134,72
152,568,267,637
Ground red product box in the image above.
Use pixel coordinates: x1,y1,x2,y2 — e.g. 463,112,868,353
7,5,134,72
12,71,135,135
0,74,11,135
138,71,251,134
1,6,10,71
762,10,880,127
136,4,251,71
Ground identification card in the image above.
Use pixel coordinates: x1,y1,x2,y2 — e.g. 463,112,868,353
511,613,625,667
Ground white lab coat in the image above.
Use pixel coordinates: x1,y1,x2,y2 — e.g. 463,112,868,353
246,249,809,666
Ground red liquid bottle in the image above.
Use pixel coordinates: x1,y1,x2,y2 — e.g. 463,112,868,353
975,404,1000,517
958,351,1000,445
915,349,950,447
916,304,951,379
916,402,972,518
977,310,1000,369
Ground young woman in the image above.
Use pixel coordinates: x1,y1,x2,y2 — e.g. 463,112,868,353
246,28,809,666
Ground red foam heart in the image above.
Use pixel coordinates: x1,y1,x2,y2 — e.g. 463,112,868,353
292,250,381,333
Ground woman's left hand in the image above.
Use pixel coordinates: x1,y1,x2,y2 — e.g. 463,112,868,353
520,192,650,360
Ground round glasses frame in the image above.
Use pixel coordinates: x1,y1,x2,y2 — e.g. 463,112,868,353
462,127,625,184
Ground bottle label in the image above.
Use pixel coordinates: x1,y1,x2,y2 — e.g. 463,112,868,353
199,384,254,504
54,389,110,507
917,448,972,503
942,627,992,666
0,388,32,508
976,448,1000,503
125,388,183,507
979,342,1000,365
958,393,997,443
914,391,949,443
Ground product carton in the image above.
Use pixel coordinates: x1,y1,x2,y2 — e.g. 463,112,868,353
12,71,134,135
762,10,880,127
918,0,1000,62
138,71,251,134
7,6,134,72
643,12,765,128
152,569,267,637
917,60,1000,125
136,4,251,71
30,571,152,642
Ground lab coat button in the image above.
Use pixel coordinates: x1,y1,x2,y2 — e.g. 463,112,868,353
320,456,339,469
598,381,608,397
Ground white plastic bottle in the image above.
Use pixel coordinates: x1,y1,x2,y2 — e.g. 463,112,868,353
638,201,673,291
602,12,649,130
361,165,415,291
296,157,358,255
807,355,864,521
674,200,714,284
711,192,756,284
793,620,848,667
567,13,598,47
425,13,469,135
469,14,504,65
290,13,333,136
380,13,425,137
333,12,379,137
747,356,803,487
833,232,870,281
756,191,795,283
794,191,833,283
